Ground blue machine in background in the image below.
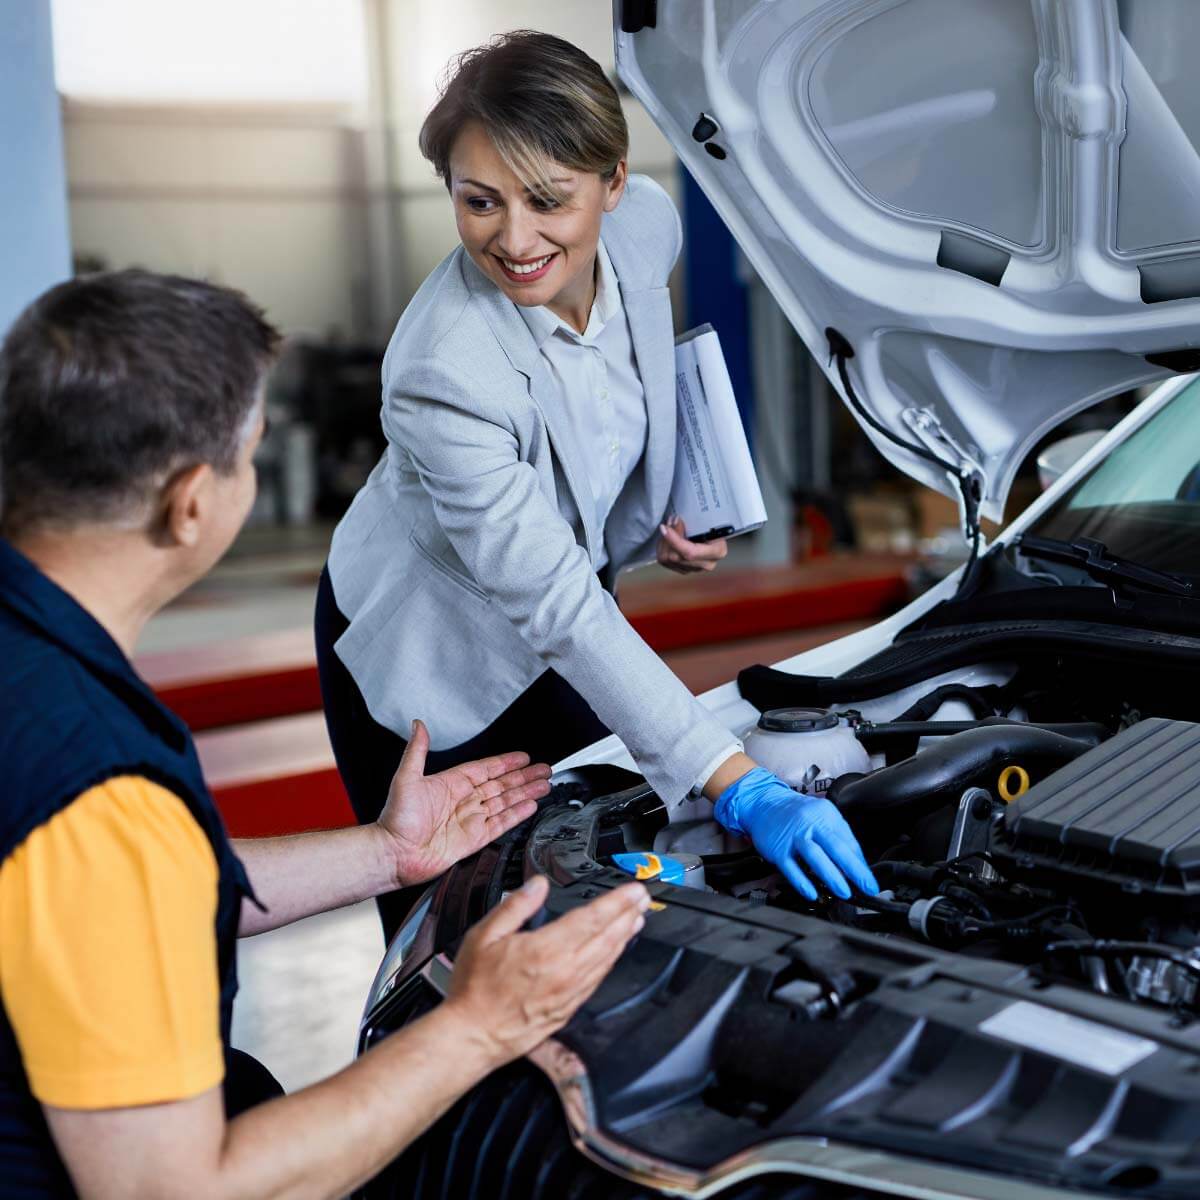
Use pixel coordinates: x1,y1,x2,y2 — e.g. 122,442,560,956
680,167,755,443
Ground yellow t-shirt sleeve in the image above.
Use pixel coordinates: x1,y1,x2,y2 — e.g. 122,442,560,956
0,775,224,1109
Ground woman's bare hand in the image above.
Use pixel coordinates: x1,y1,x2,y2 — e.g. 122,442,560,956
657,516,728,574
443,875,650,1067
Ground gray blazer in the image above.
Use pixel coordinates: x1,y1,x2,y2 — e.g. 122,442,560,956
327,174,733,805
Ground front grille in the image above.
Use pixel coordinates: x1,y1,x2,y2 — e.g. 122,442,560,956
359,1057,882,1200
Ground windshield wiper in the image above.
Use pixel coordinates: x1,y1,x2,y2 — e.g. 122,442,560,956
1017,534,1198,599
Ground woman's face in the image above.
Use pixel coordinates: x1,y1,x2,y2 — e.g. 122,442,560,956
449,120,626,320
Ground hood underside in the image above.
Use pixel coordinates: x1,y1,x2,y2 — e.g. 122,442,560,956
616,0,1200,521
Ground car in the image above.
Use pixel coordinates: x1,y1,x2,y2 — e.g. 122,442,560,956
353,3,1200,1197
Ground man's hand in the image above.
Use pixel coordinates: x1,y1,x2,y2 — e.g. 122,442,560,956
378,720,552,888
657,516,728,574
444,875,650,1066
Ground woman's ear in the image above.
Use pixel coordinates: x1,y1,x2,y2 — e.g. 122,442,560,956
160,463,213,549
603,160,629,212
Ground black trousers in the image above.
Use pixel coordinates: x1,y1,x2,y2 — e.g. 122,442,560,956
314,566,609,939
224,1048,284,1116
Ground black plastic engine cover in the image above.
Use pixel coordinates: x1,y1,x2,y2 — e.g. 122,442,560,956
364,779,1200,1198
993,718,1200,896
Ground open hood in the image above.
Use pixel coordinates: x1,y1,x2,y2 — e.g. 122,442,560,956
615,0,1200,524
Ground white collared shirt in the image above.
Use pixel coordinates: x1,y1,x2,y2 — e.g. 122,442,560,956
515,243,741,793
515,240,647,571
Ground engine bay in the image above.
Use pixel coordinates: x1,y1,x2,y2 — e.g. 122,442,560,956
589,654,1200,1025
843,715,1200,1020
365,637,1200,1199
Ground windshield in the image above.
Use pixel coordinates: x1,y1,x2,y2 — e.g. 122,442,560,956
1026,377,1200,579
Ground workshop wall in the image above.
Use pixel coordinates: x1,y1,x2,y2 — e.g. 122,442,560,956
56,0,679,343
64,100,370,340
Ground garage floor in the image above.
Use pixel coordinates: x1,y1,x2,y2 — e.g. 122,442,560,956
146,523,879,1092
230,899,384,1093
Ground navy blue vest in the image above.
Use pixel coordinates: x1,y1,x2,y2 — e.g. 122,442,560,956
0,539,256,1196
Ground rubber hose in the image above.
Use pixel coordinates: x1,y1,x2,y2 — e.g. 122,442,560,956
856,717,1107,751
831,724,1093,837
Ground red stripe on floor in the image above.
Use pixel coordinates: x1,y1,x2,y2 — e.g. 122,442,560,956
160,666,324,732
211,768,355,839
626,574,907,652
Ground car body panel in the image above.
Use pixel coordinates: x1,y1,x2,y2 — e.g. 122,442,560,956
355,4,1200,1192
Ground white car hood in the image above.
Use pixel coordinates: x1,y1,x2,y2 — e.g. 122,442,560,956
615,0,1200,523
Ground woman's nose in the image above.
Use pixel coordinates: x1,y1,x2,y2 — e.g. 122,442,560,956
496,206,540,259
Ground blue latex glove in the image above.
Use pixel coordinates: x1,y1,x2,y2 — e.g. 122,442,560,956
715,767,879,901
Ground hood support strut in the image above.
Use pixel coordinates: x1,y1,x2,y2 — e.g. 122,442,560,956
826,328,984,595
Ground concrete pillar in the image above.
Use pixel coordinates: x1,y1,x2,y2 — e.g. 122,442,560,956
360,0,406,343
0,0,71,335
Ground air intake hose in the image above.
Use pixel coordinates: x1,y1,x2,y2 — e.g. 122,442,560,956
856,717,1107,762
831,725,1094,841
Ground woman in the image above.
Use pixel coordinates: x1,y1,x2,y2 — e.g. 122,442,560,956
315,31,876,933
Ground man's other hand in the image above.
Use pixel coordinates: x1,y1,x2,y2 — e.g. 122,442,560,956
657,515,728,574
444,875,650,1066
378,719,552,887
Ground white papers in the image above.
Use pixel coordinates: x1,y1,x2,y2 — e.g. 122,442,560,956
671,324,767,542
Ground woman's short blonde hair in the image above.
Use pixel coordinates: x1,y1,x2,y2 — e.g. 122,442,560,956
419,30,628,205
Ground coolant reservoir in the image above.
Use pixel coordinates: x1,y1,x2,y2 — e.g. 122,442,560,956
742,708,870,797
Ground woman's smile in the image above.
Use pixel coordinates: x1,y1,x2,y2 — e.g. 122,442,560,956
494,251,559,284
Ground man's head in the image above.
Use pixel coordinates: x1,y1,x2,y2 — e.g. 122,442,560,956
0,270,280,588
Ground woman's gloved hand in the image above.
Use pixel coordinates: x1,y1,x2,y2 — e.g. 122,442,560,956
714,767,879,901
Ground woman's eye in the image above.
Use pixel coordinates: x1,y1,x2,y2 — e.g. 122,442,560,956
466,197,497,212
530,195,561,212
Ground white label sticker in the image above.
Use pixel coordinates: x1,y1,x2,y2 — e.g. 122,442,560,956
978,1001,1158,1076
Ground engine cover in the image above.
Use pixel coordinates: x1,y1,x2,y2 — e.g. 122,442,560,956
992,718,1200,899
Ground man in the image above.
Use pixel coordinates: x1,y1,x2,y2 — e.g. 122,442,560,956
0,269,649,1199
